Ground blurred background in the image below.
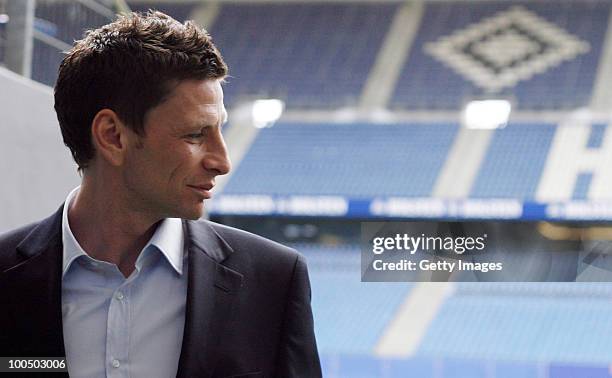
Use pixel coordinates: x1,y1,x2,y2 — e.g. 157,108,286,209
2,0,612,376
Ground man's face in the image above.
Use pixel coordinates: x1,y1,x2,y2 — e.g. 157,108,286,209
121,79,231,220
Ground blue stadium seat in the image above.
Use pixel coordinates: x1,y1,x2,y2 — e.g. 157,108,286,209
471,123,557,199
223,122,458,197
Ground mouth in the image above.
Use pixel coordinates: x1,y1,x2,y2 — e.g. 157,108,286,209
187,184,213,199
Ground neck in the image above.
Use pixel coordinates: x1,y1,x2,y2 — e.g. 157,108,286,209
68,174,161,277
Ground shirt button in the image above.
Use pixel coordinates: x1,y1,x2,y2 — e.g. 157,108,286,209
115,292,124,301
111,359,120,368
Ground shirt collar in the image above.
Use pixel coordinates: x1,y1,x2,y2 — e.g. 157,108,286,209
62,186,85,277
61,186,184,277
143,217,184,275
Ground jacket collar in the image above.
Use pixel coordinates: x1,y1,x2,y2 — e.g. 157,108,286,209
16,205,64,259
186,219,234,263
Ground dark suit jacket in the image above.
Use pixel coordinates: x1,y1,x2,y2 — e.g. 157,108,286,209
0,206,322,378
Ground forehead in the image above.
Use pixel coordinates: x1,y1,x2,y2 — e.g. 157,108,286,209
169,79,224,107
151,79,226,126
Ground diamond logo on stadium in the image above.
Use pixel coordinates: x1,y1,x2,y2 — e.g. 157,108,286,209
424,6,590,92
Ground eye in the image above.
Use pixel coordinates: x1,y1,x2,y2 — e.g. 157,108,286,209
185,129,207,141
187,132,204,139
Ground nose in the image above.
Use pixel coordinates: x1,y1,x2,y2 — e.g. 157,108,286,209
202,129,231,176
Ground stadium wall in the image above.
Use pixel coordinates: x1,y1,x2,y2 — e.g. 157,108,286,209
0,66,78,233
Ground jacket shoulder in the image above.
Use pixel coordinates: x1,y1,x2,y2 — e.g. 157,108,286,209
204,220,302,266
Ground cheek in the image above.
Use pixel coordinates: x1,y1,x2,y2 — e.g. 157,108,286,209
186,143,202,156
167,144,201,183
127,146,176,187
185,143,206,167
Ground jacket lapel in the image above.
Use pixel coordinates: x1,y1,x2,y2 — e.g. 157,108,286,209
176,220,243,378
2,207,65,356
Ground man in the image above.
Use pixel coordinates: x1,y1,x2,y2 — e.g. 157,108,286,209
0,11,321,378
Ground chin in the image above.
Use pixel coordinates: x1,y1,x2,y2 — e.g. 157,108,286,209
181,204,205,220
183,213,203,221
168,199,205,220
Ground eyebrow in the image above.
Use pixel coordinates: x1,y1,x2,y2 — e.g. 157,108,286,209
193,116,225,129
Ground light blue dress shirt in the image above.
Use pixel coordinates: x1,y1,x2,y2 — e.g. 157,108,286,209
61,187,188,378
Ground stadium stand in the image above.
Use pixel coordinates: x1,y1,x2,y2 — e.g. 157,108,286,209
34,1,109,47
470,123,557,199
209,3,398,109
572,172,593,200
292,243,414,355
31,1,115,86
24,1,612,111
417,283,612,364
391,1,609,110
286,235,435,362
292,242,359,271
128,1,199,23
587,123,608,148
222,121,458,197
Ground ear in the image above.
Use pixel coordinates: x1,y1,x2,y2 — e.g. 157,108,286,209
90,109,129,167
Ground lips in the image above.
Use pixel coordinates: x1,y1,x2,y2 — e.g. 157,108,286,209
189,183,214,191
187,184,214,199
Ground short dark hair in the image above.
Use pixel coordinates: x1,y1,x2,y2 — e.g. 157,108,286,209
54,11,228,170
